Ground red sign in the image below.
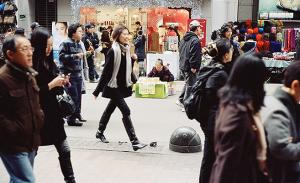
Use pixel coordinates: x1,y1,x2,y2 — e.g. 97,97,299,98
187,19,207,47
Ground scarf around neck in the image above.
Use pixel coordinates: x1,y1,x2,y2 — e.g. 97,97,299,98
108,42,132,88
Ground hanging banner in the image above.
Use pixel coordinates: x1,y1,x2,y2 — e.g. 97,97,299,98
259,0,300,20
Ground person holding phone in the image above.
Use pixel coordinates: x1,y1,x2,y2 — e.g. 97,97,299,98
31,27,78,183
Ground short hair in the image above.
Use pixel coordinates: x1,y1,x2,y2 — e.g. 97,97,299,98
283,61,300,88
2,36,17,60
15,28,25,36
112,25,129,42
156,58,163,66
135,21,141,26
138,30,143,35
190,26,198,32
31,22,40,30
67,23,82,38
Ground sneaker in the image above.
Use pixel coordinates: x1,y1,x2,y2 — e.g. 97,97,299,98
176,100,184,108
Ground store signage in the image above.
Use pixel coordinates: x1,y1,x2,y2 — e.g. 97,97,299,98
258,0,300,20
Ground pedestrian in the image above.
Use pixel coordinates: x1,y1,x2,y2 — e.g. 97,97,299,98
210,54,268,183
198,38,233,183
31,27,77,183
177,20,202,111
0,35,44,183
59,23,86,126
261,61,300,183
134,30,146,76
93,25,147,151
82,23,100,82
100,29,112,63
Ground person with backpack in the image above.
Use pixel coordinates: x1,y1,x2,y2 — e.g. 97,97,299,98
197,38,233,183
177,20,202,112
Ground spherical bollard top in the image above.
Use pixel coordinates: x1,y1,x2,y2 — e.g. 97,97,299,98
169,126,202,153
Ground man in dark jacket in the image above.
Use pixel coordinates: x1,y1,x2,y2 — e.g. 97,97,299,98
261,61,300,183
59,23,85,126
148,59,174,82
177,20,202,111
82,23,100,82
0,36,44,183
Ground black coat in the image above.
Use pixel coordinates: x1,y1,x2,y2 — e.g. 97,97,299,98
200,61,228,131
179,32,202,72
134,35,146,61
147,66,174,82
35,58,66,145
93,48,136,99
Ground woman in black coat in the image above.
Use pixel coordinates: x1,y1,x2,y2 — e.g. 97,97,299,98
199,38,233,183
93,25,147,151
31,27,77,183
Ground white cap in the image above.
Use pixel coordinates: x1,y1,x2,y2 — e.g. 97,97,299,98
189,20,202,28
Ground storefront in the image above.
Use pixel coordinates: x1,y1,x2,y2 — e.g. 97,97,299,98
70,0,204,79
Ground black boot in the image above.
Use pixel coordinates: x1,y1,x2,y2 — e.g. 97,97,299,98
96,130,109,143
58,152,76,183
122,116,147,151
67,116,83,127
76,114,87,122
95,111,111,142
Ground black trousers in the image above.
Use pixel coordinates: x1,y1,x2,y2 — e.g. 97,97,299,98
54,139,71,157
98,98,131,132
199,123,215,183
87,57,99,80
178,71,197,103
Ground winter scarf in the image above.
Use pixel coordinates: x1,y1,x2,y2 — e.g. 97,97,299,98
108,41,132,88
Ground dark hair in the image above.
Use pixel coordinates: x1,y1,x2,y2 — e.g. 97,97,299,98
67,23,82,38
211,30,219,41
220,25,232,38
15,28,25,37
101,30,111,42
2,35,17,60
135,21,141,26
112,25,129,42
219,54,267,113
190,26,198,32
283,61,300,88
156,58,163,65
208,38,232,62
31,22,40,30
30,27,51,71
138,30,143,35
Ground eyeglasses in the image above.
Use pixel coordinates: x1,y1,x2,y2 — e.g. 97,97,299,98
18,46,35,53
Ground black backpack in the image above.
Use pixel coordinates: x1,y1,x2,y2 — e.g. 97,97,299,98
183,64,223,122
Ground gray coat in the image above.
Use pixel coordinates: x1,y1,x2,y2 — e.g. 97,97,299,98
261,88,300,183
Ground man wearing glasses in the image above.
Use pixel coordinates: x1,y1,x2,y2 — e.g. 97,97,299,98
0,35,44,183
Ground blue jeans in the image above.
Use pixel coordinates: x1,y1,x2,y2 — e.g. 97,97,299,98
0,151,37,183
67,76,83,120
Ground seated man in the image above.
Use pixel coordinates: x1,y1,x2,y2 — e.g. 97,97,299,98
148,59,174,82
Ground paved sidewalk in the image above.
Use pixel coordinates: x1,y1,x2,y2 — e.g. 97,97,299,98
0,82,280,183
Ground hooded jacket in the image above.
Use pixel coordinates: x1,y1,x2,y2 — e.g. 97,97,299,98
179,31,202,72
